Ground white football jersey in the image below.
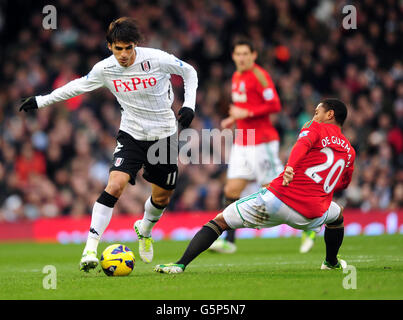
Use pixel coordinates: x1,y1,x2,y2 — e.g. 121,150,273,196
35,47,198,140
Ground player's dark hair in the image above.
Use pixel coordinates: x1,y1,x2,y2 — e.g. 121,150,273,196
106,17,143,45
321,98,348,126
231,36,255,53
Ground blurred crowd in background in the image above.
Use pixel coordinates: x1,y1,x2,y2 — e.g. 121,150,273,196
0,0,402,222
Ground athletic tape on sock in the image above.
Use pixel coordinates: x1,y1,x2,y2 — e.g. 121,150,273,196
97,191,118,208
204,220,223,236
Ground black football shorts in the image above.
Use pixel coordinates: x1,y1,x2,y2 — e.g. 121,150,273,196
110,130,179,190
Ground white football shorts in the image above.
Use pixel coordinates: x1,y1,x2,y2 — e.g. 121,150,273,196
222,188,341,232
226,141,283,186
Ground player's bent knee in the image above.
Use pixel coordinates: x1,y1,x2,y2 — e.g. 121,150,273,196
224,183,243,199
213,213,230,231
151,196,170,208
326,212,344,228
151,183,174,205
106,171,130,197
224,187,237,199
105,181,126,198
151,191,173,208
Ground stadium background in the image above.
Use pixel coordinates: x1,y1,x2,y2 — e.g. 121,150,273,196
0,0,402,241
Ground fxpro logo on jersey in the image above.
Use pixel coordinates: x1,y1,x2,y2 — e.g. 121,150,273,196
112,77,157,92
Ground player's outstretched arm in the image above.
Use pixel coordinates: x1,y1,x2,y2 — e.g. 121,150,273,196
30,63,104,109
19,97,38,112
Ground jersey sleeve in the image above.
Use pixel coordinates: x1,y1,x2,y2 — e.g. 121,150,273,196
248,67,281,117
35,63,105,108
159,51,198,111
286,121,321,168
334,164,354,192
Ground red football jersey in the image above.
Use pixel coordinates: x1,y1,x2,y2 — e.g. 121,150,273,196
268,120,356,219
231,63,281,145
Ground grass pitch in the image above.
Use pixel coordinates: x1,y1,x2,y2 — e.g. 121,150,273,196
0,235,402,300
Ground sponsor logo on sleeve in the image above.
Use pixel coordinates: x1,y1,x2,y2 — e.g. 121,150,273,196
175,59,183,67
298,131,309,139
263,88,274,101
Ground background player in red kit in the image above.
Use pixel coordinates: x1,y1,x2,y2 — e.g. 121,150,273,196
155,99,355,273
209,38,284,254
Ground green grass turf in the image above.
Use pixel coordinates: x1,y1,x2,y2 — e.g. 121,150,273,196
0,235,402,300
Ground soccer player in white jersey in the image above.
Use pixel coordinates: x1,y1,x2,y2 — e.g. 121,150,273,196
19,17,198,272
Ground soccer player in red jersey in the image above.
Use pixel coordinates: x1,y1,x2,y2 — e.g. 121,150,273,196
155,99,355,273
209,38,283,254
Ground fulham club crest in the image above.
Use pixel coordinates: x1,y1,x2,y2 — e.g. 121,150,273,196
114,157,124,167
141,60,151,73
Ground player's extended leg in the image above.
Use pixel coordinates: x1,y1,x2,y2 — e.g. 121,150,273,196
80,171,130,272
155,188,284,274
321,206,346,269
209,178,248,254
134,183,174,263
155,213,230,273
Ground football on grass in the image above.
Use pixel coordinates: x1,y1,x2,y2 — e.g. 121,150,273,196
100,244,135,276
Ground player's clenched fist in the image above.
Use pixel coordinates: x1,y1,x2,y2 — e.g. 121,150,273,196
19,97,38,112
178,107,194,128
282,166,295,186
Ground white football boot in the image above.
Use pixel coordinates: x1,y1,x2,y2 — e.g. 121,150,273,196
320,258,347,270
154,263,185,274
299,230,316,253
79,250,99,272
208,238,237,254
134,220,154,263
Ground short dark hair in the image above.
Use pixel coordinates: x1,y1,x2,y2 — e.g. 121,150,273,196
321,98,348,126
106,17,143,45
231,36,255,53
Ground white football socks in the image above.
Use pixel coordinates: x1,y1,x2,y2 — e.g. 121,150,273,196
140,197,165,237
84,201,114,253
